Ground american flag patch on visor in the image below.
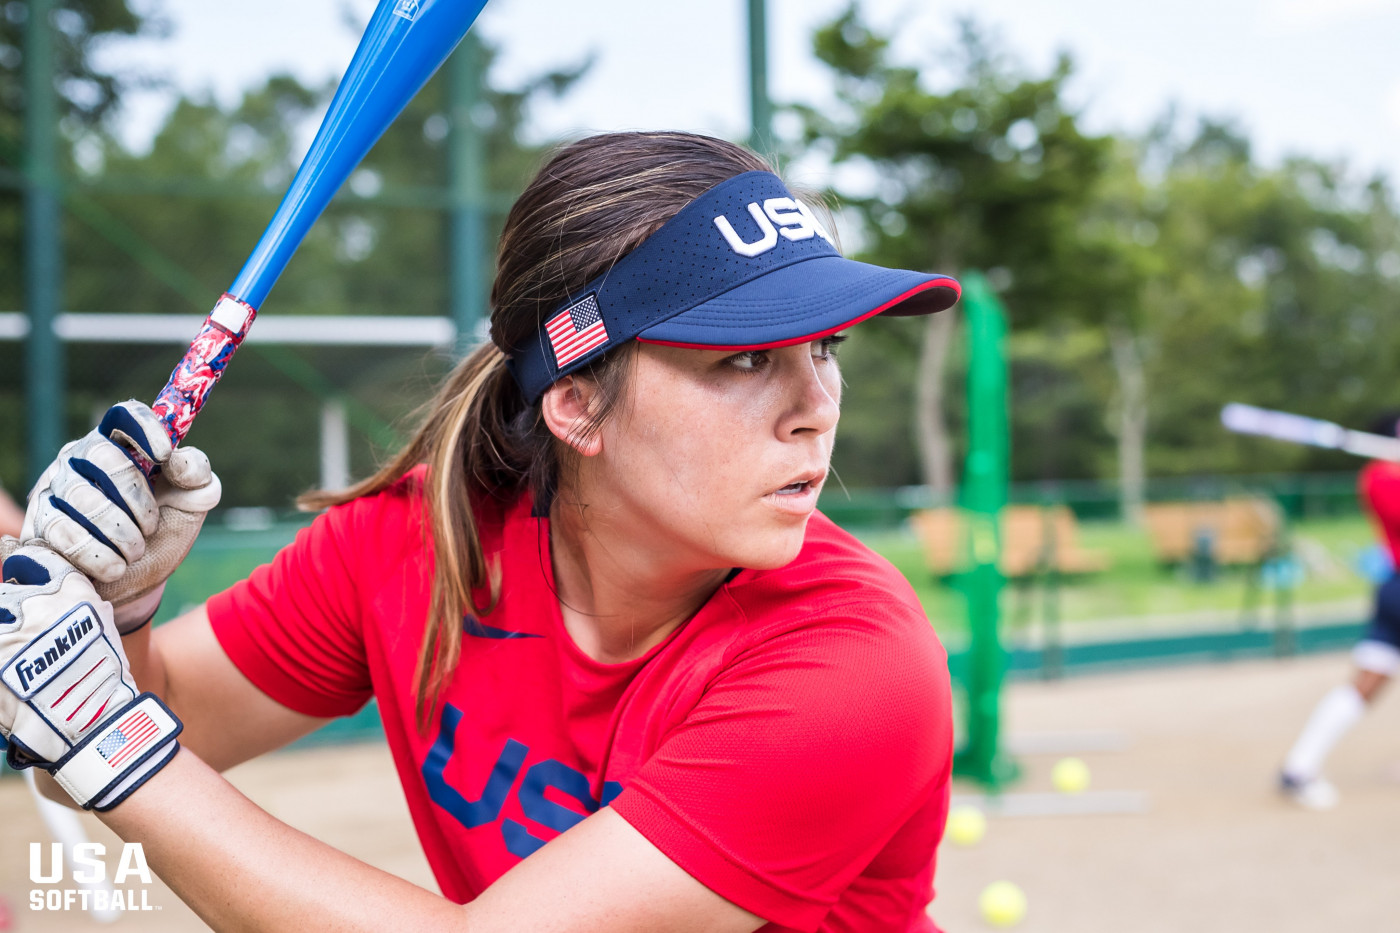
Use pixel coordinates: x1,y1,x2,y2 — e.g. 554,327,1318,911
546,294,610,368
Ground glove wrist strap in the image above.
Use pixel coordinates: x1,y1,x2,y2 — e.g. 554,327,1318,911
112,585,165,635
52,693,182,811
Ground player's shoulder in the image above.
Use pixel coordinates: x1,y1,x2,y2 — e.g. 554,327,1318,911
726,511,935,642
304,467,436,570
709,512,949,720
325,466,427,529
318,472,530,570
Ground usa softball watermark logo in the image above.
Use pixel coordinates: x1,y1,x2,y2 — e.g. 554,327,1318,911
28,841,161,915
392,0,422,20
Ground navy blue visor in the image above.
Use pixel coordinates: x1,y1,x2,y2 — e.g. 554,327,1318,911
506,171,960,401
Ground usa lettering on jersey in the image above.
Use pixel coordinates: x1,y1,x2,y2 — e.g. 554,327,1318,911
423,703,624,860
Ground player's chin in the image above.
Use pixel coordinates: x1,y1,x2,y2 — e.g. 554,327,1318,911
729,519,812,571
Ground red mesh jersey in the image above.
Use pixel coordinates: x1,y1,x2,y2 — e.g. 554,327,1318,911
208,472,953,932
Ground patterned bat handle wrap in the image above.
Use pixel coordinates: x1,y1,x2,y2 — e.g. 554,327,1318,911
148,294,258,461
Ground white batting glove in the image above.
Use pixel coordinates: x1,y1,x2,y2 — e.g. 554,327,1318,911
0,542,181,810
24,400,222,632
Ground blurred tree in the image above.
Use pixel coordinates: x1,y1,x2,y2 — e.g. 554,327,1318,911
1135,118,1400,478
1062,137,1163,521
799,8,1400,501
0,0,157,487
71,32,585,320
796,7,1112,498
0,0,156,303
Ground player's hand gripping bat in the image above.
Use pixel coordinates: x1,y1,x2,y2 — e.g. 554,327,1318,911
135,0,490,473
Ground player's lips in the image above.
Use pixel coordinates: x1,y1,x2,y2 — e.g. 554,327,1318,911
763,470,827,514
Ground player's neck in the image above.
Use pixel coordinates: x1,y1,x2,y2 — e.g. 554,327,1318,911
548,493,728,665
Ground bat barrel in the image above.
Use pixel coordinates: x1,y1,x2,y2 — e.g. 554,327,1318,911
149,0,490,450
230,0,489,309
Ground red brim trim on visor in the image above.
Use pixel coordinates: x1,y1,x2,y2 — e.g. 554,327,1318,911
636,277,961,351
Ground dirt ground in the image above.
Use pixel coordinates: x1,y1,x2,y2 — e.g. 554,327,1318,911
3,651,1398,932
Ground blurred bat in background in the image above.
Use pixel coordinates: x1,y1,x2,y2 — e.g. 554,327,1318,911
1221,402,1400,462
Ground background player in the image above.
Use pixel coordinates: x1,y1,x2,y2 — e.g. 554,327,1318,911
2,131,959,931
1279,412,1400,809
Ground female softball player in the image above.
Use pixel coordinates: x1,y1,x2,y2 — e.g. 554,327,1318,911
1279,413,1400,809
0,132,959,931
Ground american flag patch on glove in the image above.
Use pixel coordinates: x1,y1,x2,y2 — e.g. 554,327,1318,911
95,708,160,769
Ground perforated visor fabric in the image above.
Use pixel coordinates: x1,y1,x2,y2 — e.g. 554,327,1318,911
507,170,960,400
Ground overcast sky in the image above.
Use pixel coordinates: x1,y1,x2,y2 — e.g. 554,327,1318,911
99,0,1400,187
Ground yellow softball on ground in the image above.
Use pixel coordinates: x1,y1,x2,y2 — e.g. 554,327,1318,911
944,805,987,846
979,880,1027,928
1051,756,1091,794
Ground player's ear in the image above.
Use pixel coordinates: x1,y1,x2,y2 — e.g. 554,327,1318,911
541,375,603,457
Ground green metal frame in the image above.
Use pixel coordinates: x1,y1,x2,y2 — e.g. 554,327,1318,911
747,0,773,156
951,271,1020,788
449,39,487,357
24,0,64,484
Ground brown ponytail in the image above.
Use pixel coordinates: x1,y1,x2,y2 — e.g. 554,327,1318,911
301,132,773,729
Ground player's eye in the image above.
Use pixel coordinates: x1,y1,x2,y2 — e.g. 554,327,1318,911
726,350,771,372
816,334,848,361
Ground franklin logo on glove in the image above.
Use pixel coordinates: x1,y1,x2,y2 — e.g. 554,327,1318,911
0,545,182,810
3,605,100,696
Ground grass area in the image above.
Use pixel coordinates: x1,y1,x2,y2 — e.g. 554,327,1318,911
858,514,1378,643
